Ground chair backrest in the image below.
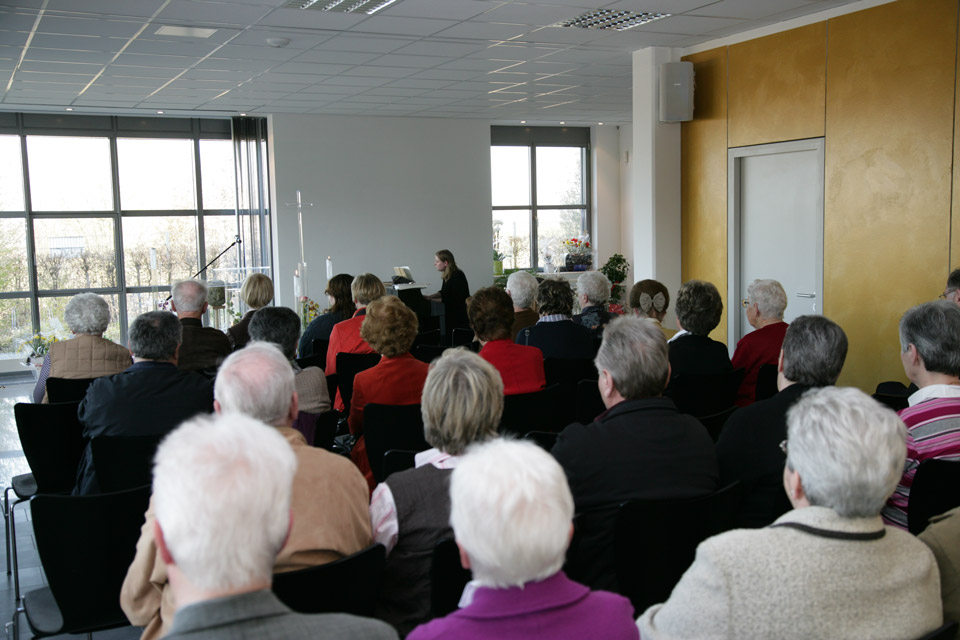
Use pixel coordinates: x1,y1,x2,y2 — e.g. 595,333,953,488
272,543,386,617
413,329,441,348
873,392,910,412
90,435,164,493
698,405,738,442
908,458,960,535
295,354,325,370
667,368,746,417
14,401,85,494
311,338,329,365
45,377,98,403
916,621,959,640
614,481,744,614
450,328,475,347
414,344,449,364
336,352,381,412
523,430,559,451
291,411,319,446
754,364,779,402
382,449,418,478
325,374,338,403
499,384,568,435
313,410,339,451
364,404,429,483
575,379,606,424
430,538,471,617
544,357,598,387
31,484,151,634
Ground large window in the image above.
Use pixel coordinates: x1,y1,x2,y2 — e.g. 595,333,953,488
0,113,271,360
491,126,591,271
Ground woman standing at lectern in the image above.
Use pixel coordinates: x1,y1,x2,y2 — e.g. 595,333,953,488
427,249,470,330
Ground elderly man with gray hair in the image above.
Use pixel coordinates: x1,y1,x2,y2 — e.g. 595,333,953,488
408,439,638,640
573,270,612,336
121,342,373,640
505,270,539,340
881,300,960,530
731,278,789,406
141,413,396,640
638,387,942,640
717,315,848,528
170,278,231,373
76,310,213,495
551,315,717,592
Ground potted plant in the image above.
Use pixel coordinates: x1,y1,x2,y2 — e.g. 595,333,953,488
562,236,592,271
600,253,630,313
493,248,505,275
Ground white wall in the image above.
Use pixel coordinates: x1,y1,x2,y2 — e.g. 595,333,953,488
592,124,621,269
268,114,492,308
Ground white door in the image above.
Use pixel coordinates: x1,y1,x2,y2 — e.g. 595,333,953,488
727,139,824,351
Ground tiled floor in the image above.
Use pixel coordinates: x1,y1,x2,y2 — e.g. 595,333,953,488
0,377,142,640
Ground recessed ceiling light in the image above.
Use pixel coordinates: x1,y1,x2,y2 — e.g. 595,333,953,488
240,113,247,116
157,111,164,114
288,0,401,14
65,108,73,111
598,122,603,125
560,121,565,125
520,120,526,124
155,25,218,38
557,9,671,31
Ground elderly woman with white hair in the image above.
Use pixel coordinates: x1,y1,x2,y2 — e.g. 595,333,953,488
638,387,943,640
407,439,638,640
505,270,539,339
731,278,789,406
33,292,131,403
573,270,612,337
370,348,502,636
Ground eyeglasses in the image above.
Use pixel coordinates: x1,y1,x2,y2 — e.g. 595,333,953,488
741,299,751,308
940,289,957,300
779,439,788,455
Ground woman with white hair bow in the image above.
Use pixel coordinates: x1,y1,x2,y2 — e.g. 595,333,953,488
629,279,675,341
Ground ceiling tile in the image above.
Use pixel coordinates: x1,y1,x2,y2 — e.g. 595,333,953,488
351,16,457,37
228,29,334,49
0,10,41,31
123,39,221,57
313,34,414,54
391,40,487,57
632,14,745,34
194,57,274,72
156,0,271,25
434,21,531,41
385,77,453,89
603,0,717,11
256,8,367,30
368,53,448,68
318,75,391,87
44,0,167,18
379,0,495,20
289,49,379,65
113,53,201,68
24,48,116,64
693,0,813,19
472,3,583,26
216,44,303,61
38,15,145,38
269,61,353,75
0,30,31,46
341,65,415,78
18,60,103,74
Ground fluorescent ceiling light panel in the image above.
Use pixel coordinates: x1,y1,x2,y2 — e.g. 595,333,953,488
155,25,218,38
556,9,671,31
286,0,401,14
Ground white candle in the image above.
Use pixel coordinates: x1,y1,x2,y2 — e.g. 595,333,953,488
326,256,333,280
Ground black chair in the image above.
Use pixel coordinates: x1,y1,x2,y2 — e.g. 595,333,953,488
614,482,744,614
90,434,164,494
413,329,441,348
451,328,475,347
430,538,471,617
908,459,960,535
917,621,959,640
336,352,381,412
364,404,429,483
295,354,325,370
575,379,606,424
499,384,568,436
311,338,329,364
544,358,598,398
754,364,778,402
45,377,97,403
698,405,738,442
523,430,559,451
272,543,386,617
326,374,338,403
12,484,151,638
7,401,85,601
414,344,449,364
382,449,417,478
666,369,746,418
313,410,339,451
873,392,910,412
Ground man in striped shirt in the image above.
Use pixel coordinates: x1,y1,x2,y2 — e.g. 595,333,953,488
881,300,960,529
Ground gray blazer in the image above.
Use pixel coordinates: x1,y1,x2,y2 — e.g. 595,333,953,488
163,590,398,640
637,506,943,640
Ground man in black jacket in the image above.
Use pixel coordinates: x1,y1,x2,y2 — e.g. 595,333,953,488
552,315,717,592
715,315,848,528
75,311,213,495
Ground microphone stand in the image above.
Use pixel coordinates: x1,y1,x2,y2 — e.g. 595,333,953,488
163,235,242,302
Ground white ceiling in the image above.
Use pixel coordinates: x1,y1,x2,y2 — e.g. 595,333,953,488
0,0,862,124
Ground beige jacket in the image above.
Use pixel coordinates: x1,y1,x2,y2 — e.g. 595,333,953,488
638,506,942,640
42,334,131,403
920,506,960,638
120,427,373,640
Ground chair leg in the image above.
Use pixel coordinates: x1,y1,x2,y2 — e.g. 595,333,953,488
3,487,10,578
9,500,19,602
8,603,23,639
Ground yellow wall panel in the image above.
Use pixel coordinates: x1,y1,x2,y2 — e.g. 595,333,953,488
681,47,728,343
825,0,957,391
953,22,960,270
728,23,826,148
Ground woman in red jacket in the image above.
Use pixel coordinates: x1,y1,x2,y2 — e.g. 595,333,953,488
469,286,545,395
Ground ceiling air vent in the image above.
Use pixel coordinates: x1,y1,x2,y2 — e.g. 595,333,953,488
285,0,400,14
557,9,671,31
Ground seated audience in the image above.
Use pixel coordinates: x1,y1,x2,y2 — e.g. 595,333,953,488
629,279,676,341
638,387,943,640
468,286,545,395
326,272,387,410
573,270,612,336
731,278,788,406
33,292,131,403
506,270,540,339
668,279,732,377
170,279,231,372
226,272,273,350
371,349,501,635
919,506,960,636
121,343,373,640
882,301,960,529
138,412,394,640
299,273,355,357
347,296,429,489
716,315,848,528
552,316,717,591
76,311,212,495
515,278,596,360
408,439,638,640
248,306,330,414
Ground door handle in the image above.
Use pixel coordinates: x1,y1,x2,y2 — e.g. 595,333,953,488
795,293,816,298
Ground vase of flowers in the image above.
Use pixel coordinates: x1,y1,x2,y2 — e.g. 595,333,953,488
563,236,593,271
22,333,58,378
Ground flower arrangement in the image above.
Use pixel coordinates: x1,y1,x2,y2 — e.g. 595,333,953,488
563,237,591,256
600,253,630,305
22,333,59,360
300,296,321,331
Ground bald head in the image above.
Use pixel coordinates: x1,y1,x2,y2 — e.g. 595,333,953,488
172,279,208,317
214,342,297,427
